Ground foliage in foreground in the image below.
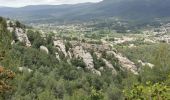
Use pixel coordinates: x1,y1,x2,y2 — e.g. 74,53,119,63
1,17,170,99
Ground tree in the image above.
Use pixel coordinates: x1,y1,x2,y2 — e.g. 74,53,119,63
90,87,104,100
0,66,15,99
123,82,169,100
37,89,56,100
15,21,25,28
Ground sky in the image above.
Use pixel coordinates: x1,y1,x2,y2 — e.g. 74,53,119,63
0,0,102,7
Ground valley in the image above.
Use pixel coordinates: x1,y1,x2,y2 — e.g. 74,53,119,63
1,16,170,99
1,0,170,99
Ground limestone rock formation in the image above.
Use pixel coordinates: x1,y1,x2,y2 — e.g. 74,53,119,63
102,58,117,75
40,45,49,54
114,36,135,44
73,46,101,76
55,52,61,61
107,51,138,74
53,40,67,57
14,28,31,47
138,60,154,68
67,51,72,59
6,20,31,47
18,67,33,73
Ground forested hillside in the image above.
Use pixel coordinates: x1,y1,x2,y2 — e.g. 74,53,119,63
1,17,170,100
1,0,170,24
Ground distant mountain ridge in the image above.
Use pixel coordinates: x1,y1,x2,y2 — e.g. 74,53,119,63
1,0,170,24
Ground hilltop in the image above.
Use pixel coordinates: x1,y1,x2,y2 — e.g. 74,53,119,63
1,0,170,24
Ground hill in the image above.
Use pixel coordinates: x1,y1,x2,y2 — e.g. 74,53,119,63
1,14,170,99
1,0,170,24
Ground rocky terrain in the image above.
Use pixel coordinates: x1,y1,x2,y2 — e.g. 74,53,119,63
5,20,146,76
1,14,170,99
5,18,168,77
6,20,31,47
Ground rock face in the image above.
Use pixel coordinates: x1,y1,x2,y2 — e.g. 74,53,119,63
6,20,31,47
53,40,67,57
67,51,72,59
40,46,49,54
73,46,101,76
102,58,117,75
144,38,156,43
155,35,170,43
15,28,31,47
107,51,138,75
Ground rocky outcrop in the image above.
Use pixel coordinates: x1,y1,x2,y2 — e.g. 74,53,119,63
55,52,61,61
73,46,101,76
7,20,31,47
40,45,49,54
128,44,136,48
14,28,31,47
18,67,32,73
138,60,154,68
53,40,67,57
94,52,117,75
114,37,135,44
67,51,72,59
107,51,138,74
81,43,111,52
144,38,156,43
102,58,117,75
7,27,14,33
11,40,15,45
155,35,170,43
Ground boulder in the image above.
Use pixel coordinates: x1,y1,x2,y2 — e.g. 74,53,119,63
138,60,154,68
40,46,49,54
99,67,104,71
67,51,72,59
18,67,33,73
11,40,15,45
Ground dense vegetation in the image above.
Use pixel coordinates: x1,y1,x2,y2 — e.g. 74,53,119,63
1,0,170,24
1,17,170,100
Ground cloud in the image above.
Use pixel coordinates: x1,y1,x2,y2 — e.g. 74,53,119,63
0,0,102,7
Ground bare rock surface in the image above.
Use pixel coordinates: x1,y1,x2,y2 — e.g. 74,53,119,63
53,40,67,57
15,28,31,47
40,46,49,54
102,58,117,75
107,51,138,74
138,60,154,68
73,46,101,75
18,67,33,73
7,25,31,47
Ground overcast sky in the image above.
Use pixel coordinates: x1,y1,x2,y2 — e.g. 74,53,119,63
0,0,102,7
